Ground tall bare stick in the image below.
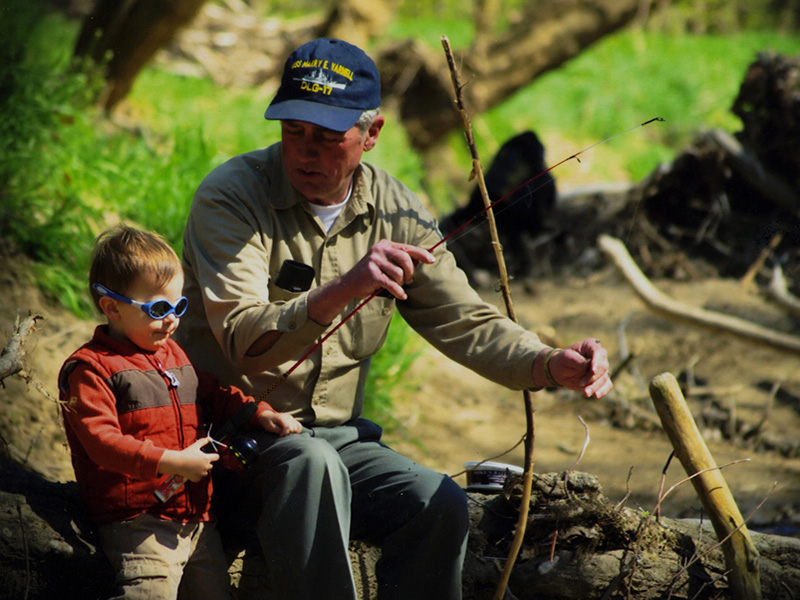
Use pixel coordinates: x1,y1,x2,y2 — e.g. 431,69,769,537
440,36,535,600
650,372,762,600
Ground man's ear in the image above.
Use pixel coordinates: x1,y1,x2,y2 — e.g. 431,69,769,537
363,115,385,152
98,296,121,321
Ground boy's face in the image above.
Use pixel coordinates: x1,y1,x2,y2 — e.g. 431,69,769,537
101,272,185,352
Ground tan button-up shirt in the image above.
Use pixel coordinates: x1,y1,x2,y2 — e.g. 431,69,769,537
178,143,546,426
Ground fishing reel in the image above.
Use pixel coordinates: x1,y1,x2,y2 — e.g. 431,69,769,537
205,401,261,472
215,434,259,472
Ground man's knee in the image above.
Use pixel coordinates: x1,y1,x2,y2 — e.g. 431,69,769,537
428,475,469,537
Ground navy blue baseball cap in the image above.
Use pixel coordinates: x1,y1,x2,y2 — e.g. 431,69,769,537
265,38,381,132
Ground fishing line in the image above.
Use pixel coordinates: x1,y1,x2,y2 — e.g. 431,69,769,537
259,117,665,401
439,175,557,250
429,117,665,255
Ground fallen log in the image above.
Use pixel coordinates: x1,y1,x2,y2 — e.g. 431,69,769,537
598,234,800,355
4,456,800,600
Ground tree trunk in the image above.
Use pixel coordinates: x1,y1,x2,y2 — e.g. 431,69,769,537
74,0,207,111
378,0,642,150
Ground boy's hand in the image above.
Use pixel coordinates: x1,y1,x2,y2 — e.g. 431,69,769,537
159,437,219,482
258,410,303,437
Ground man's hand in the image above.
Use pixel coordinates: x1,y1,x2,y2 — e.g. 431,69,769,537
306,240,434,326
342,239,435,300
259,410,303,437
533,338,613,399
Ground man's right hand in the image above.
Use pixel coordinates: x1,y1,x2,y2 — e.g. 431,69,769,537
342,239,435,300
306,240,434,326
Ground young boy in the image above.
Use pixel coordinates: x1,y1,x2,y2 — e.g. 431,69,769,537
59,225,302,599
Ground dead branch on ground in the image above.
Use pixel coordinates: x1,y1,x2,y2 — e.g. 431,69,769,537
0,313,43,384
767,265,800,319
599,234,800,355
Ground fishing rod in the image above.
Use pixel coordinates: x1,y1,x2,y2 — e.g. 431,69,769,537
261,117,665,398
429,117,665,253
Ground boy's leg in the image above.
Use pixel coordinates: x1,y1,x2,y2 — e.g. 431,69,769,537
99,514,187,600
177,521,231,600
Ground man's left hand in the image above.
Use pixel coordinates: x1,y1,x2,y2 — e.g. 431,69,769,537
545,338,613,399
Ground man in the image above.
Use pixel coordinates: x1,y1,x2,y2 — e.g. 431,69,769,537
177,38,613,600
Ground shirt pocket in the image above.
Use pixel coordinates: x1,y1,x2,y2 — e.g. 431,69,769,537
342,296,395,360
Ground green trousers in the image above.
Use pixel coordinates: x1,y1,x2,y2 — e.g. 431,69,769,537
215,418,469,600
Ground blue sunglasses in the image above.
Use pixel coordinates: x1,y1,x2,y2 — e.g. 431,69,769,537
93,283,189,319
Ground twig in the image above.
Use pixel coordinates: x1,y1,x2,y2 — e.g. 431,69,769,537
652,458,751,518
609,352,637,382
615,466,635,511
616,313,646,390
450,434,525,479
564,416,590,497
655,451,676,522
767,264,800,319
440,36,535,600
741,231,782,290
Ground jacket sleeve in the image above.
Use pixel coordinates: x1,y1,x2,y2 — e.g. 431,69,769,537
196,369,273,433
60,362,164,480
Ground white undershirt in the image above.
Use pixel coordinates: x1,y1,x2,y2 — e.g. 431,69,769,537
308,183,353,233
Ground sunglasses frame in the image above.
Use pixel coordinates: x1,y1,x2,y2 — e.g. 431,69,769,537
92,283,188,319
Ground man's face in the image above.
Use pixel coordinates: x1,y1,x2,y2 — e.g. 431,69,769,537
280,117,383,206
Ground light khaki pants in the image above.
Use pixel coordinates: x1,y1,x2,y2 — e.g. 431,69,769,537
98,514,230,600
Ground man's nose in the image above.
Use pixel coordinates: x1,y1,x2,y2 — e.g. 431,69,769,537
297,134,320,158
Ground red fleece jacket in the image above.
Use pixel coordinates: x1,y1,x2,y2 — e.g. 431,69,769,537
59,325,270,523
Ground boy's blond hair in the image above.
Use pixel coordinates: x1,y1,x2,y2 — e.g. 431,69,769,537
89,225,181,312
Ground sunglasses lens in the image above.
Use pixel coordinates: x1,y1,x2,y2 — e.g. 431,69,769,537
175,297,188,317
148,301,173,319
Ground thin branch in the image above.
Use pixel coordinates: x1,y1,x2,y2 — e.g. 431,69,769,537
655,451,675,522
440,36,535,600
653,458,752,518
615,466,636,511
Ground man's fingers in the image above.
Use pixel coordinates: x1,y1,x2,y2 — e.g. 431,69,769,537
403,246,435,265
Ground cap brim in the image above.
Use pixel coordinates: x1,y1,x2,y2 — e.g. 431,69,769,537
265,99,363,132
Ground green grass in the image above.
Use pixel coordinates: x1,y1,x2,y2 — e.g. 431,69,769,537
469,29,800,185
